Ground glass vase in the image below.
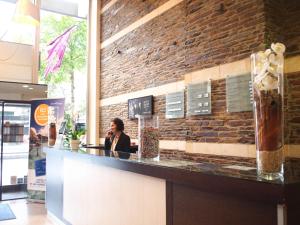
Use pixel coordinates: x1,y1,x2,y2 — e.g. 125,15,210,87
250,43,285,180
138,115,160,160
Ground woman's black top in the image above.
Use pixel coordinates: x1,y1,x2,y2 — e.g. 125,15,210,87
104,132,131,153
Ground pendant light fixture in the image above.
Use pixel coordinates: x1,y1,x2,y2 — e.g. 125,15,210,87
14,0,40,26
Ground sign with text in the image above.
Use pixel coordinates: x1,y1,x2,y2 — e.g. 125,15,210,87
28,98,65,202
166,91,185,119
226,73,253,113
187,81,212,116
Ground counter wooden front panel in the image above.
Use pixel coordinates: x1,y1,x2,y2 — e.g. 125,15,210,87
63,157,166,225
170,183,277,225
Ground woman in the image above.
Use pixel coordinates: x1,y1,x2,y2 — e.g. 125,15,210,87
104,118,131,153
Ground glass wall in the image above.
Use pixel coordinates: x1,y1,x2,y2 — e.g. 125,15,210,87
0,102,31,200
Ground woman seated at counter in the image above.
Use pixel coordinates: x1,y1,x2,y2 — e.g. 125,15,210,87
105,118,131,153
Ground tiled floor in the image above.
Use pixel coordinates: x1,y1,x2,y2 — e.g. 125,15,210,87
0,199,55,225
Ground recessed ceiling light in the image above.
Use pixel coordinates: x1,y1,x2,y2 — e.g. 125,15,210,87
22,85,29,88
28,87,34,90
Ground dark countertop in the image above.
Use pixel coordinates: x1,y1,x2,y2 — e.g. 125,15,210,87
44,147,300,204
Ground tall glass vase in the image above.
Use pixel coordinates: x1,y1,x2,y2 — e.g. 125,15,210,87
138,115,160,161
251,43,286,180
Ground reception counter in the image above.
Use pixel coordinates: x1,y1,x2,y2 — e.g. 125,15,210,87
45,147,300,225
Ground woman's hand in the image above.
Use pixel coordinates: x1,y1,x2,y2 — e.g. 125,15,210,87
106,130,113,139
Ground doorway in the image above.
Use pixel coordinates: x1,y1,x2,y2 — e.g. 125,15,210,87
0,101,31,201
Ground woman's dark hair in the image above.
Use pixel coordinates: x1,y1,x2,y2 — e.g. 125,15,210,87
112,118,124,131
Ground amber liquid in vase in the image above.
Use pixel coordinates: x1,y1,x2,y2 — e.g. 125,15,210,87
254,87,283,178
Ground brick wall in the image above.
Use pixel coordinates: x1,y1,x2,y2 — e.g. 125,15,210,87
285,72,300,145
101,0,111,8
100,0,300,156
285,0,300,54
184,0,265,72
264,0,300,55
264,0,285,46
101,0,169,41
100,79,255,144
101,2,186,99
100,0,266,99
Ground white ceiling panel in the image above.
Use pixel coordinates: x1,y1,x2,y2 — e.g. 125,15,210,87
0,0,87,18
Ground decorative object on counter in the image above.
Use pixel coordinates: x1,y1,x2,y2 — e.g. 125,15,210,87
62,112,86,150
128,95,153,119
48,105,59,147
187,80,212,116
138,115,160,160
251,42,285,180
166,91,185,119
69,129,85,151
48,122,56,147
226,73,253,113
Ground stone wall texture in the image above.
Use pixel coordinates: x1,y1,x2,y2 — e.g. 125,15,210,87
285,72,300,145
100,0,266,99
100,0,300,152
101,0,169,41
285,0,300,55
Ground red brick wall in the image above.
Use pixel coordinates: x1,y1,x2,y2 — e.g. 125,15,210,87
264,0,285,46
100,0,300,151
101,2,186,99
100,0,266,99
285,72,300,145
101,0,111,8
285,0,300,54
100,86,255,144
264,0,300,54
101,0,169,41
184,0,265,71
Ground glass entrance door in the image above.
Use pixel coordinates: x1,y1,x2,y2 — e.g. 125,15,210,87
0,102,31,201
0,102,3,200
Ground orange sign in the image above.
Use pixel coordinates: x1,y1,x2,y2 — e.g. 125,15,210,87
34,104,49,126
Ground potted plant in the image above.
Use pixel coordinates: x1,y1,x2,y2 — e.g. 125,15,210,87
69,129,85,151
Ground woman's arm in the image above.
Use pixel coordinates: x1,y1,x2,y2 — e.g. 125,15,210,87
104,137,112,150
104,130,113,150
104,129,113,150
124,135,131,153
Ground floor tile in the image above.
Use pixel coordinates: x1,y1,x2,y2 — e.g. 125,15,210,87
0,199,55,225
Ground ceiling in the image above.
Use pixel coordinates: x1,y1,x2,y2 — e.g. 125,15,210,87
0,81,48,101
0,0,87,18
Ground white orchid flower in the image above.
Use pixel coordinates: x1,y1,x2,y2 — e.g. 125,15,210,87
264,49,272,57
271,43,286,55
261,74,278,90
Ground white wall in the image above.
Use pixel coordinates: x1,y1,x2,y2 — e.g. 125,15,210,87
0,41,33,83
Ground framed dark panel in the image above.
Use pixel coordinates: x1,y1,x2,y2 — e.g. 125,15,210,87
128,96,153,119
166,91,185,119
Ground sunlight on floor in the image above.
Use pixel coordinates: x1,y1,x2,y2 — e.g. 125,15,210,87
0,199,55,225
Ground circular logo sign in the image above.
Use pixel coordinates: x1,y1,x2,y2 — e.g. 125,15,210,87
34,104,49,126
